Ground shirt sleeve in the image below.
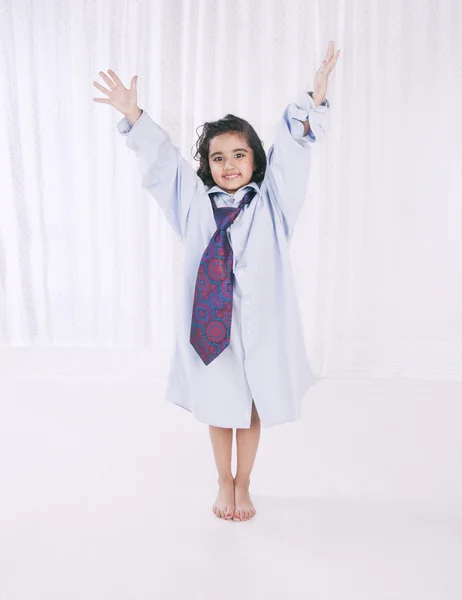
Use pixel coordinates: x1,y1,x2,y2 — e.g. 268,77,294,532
288,91,330,144
263,92,330,240
116,110,204,241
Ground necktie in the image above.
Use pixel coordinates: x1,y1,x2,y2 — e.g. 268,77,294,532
190,189,257,365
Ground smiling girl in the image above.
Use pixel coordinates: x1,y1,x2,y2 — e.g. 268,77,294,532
93,41,340,521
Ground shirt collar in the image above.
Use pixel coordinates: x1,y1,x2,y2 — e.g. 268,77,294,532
206,180,260,198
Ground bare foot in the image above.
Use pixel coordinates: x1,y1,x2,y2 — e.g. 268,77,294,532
233,477,256,521
212,477,235,520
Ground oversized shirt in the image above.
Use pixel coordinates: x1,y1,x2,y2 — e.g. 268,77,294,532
117,91,330,429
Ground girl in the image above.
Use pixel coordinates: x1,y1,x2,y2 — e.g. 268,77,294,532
93,41,341,522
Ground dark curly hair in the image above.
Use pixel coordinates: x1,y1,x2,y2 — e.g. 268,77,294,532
192,114,267,188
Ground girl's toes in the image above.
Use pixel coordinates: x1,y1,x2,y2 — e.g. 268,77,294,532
225,508,234,520
233,510,241,521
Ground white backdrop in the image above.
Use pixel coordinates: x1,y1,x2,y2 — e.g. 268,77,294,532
0,0,461,381
1,3,462,599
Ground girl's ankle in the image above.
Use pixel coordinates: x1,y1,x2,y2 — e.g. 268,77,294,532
217,474,234,486
234,475,251,487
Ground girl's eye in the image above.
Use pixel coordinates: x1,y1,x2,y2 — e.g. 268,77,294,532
213,154,245,162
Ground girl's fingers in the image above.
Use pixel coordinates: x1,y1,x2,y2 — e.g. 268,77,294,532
99,71,117,90
328,50,341,70
93,97,110,103
108,69,124,87
93,81,111,96
320,46,341,73
324,41,334,62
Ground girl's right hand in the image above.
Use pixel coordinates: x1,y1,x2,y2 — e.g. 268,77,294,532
93,69,139,117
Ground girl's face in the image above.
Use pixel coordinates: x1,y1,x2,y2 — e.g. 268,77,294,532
208,132,255,193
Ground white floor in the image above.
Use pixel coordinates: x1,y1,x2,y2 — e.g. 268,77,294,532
0,375,461,600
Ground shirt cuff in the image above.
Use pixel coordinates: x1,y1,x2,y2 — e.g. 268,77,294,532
116,109,145,135
288,91,330,145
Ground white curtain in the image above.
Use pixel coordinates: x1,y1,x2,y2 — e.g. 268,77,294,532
0,0,461,381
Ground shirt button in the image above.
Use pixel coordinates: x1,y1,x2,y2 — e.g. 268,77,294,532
240,268,246,273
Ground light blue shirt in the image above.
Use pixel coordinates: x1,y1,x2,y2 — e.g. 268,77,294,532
117,91,330,428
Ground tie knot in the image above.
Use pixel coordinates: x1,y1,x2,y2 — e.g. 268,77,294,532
215,208,234,231
211,189,257,230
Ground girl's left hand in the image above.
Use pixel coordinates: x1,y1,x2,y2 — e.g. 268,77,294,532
312,41,341,105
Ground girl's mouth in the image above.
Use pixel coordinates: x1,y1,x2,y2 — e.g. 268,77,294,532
223,174,240,180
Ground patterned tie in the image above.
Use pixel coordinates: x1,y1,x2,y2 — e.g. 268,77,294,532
190,189,257,365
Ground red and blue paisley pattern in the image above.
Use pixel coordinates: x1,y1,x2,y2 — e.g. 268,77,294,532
190,190,257,365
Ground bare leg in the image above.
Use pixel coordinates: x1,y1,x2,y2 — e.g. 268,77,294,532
234,401,261,521
209,425,234,520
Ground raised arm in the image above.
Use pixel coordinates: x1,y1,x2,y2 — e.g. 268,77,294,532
263,42,340,240
117,110,203,240
93,69,202,240
263,92,330,240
